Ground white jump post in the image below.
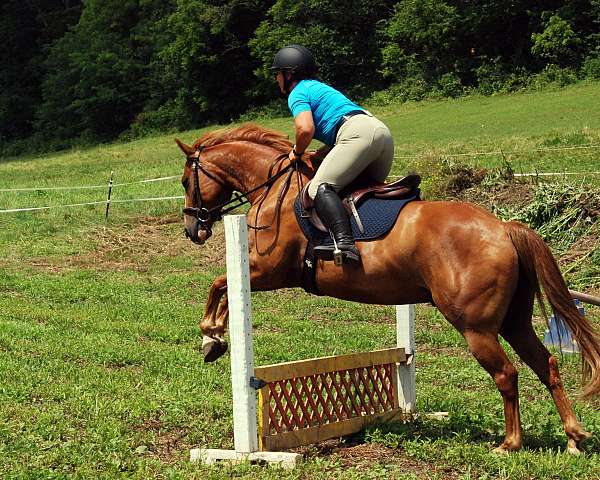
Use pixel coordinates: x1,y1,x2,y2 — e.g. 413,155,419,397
396,304,416,413
190,215,302,468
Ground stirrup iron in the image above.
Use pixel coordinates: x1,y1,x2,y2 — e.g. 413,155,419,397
330,230,344,266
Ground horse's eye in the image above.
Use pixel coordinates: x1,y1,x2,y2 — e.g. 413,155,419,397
182,178,189,190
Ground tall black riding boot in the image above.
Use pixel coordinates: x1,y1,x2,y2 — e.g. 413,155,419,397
313,183,360,264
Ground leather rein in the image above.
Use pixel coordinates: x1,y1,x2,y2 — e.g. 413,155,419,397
182,146,298,242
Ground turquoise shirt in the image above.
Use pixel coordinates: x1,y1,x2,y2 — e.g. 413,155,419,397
288,79,363,146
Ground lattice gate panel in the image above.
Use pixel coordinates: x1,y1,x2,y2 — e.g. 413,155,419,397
254,348,406,451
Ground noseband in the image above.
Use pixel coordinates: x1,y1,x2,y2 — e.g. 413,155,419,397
182,146,293,242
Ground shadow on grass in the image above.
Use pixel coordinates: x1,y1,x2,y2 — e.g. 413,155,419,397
355,411,600,454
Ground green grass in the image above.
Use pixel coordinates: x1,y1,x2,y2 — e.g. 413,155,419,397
1,82,600,479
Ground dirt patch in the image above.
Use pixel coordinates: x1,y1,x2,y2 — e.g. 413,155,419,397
559,234,599,266
132,413,191,464
27,214,226,273
28,259,64,274
77,223,187,272
148,428,189,463
445,166,487,196
456,180,533,211
297,439,462,478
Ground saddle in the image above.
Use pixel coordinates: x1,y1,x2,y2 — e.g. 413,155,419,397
300,174,421,233
295,174,421,295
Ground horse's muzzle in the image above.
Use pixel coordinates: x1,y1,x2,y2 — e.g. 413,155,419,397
184,219,212,245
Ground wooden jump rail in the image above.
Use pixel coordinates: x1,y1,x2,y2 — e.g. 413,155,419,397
255,347,407,451
569,289,600,307
190,215,416,469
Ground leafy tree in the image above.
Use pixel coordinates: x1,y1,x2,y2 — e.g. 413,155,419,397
157,0,271,128
593,1,600,31
36,0,175,141
0,1,40,141
0,0,82,141
380,0,458,82
532,14,580,65
4,0,600,148
250,0,395,98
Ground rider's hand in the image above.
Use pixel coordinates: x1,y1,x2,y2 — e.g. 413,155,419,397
289,146,303,163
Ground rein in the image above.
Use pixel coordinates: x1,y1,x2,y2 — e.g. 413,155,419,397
248,152,296,231
182,147,295,239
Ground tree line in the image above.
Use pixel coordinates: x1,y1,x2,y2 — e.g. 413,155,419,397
1,0,599,150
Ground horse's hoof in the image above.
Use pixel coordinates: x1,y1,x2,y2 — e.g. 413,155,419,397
567,432,591,455
493,440,520,454
203,338,228,363
567,444,582,455
492,446,510,455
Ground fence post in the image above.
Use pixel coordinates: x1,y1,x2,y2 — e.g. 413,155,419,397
224,215,258,453
396,304,416,413
105,171,114,221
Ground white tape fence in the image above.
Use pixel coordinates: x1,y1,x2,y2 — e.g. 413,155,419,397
393,144,600,160
0,196,185,214
1,142,599,214
0,172,184,215
0,174,180,193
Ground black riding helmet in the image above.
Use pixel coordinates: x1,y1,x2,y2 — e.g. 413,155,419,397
271,45,317,78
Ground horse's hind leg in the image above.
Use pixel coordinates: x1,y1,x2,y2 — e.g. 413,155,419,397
501,320,590,454
462,330,522,452
430,249,522,451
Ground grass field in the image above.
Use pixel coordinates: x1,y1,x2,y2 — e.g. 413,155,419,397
1,82,600,479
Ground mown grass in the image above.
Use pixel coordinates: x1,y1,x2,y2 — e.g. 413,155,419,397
1,82,600,479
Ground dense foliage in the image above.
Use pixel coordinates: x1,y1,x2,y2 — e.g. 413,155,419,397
2,0,600,149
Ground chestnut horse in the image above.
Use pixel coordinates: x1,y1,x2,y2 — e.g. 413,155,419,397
176,123,600,454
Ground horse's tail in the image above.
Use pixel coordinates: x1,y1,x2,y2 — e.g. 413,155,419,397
505,220,600,397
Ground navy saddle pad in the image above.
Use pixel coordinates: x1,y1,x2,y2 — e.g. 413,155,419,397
294,191,420,244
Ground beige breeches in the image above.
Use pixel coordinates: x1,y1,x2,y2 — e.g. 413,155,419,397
307,113,394,199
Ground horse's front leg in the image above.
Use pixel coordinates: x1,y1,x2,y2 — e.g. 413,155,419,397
200,274,229,362
200,251,289,362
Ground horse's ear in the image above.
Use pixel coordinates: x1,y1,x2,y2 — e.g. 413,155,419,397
175,138,195,156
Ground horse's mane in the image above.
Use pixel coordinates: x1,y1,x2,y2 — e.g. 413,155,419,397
193,123,292,153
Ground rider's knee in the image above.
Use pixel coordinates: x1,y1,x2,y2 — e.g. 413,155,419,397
309,181,336,200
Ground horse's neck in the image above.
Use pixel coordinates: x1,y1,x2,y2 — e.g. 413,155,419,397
212,143,300,204
205,145,263,196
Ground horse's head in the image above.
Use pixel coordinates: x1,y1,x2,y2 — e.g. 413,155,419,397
176,138,232,245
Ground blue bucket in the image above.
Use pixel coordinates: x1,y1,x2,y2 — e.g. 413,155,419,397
543,299,584,354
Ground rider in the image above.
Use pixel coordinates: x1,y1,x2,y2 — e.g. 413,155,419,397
271,45,394,264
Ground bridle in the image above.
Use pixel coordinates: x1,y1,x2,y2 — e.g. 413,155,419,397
182,146,295,243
